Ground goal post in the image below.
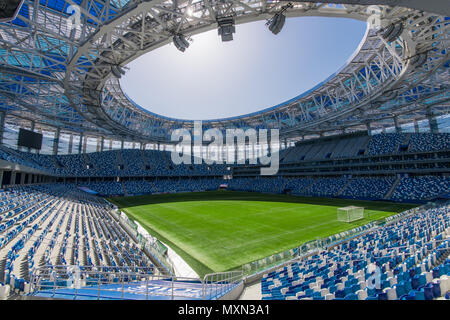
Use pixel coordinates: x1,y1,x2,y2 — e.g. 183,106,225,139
337,206,364,223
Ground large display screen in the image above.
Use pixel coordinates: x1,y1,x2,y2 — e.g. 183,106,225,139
17,128,43,150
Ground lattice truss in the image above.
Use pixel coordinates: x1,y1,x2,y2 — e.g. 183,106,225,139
0,0,448,143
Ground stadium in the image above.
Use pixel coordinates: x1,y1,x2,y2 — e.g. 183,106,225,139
0,0,449,303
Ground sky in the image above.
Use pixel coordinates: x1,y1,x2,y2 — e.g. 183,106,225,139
120,17,367,120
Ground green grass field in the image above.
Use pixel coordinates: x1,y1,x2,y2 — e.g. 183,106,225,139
109,191,416,277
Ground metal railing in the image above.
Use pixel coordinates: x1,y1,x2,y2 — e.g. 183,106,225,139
237,204,431,277
202,271,243,300
28,265,243,300
238,221,382,276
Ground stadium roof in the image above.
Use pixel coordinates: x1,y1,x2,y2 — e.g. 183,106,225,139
0,0,448,144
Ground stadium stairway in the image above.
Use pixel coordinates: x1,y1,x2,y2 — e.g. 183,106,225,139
121,181,128,197
335,178,353,197
140,149,148,171
117,150,125,173
384,176,402,200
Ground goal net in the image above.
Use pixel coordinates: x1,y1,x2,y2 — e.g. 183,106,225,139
337,206,364,223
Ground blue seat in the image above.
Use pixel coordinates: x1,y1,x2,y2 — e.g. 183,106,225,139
408,290,425,300
382,280,390,289
335,289,346,298
403,280,412,292
432,282,441,298
423,283,434,300
394,282,406,297
412,275,420,289
367,287,377,297
351,284,361,293
377,291,388,300
344,293,358,300
329,285,337,293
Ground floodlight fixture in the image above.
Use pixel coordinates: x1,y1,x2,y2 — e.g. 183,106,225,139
381,22,404,42
0,0,25,23
266,2,293,35
173,34,190,52
410,52,428,67
111,65,126,78
217,16,235,42
268,13,286,35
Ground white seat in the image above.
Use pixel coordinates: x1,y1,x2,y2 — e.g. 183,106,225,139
384,287,397,300
387,277,397,286
292,279,302,286
325,293,335,300
23,282,30,294
0,285,10,300
357,280,366,290
356,289,367,300
320,288,329,297
439,275,449,295
425,271,433,284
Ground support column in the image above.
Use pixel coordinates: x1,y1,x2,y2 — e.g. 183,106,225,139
365,122,371,135
83,135,87,153
414,120,420,133
100,137,104,152
78,133,83,154
53,127,60,155
11,171,16,186
0,111,5,145
426,107,439,133
393,116,401,133
28,120,35,152
68,134,73,154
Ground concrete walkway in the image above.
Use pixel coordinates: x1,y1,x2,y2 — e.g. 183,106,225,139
162,241,199,279
133,219,199,279
239,282,262,300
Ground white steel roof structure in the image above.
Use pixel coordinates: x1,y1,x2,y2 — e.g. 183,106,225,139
0,0,448,145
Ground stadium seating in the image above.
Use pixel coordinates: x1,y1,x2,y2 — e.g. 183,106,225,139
366,133,407,156
408,133,450,152
261,202,450,300
227,175,449,203
340,176,395,200
0,133,448,179
391,176,450,202
0,184,155,294
81,178,224,196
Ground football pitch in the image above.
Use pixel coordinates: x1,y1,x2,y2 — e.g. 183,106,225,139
109,191,416,277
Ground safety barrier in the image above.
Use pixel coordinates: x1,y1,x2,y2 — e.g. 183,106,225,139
202,271,243,300
28,265,243,300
